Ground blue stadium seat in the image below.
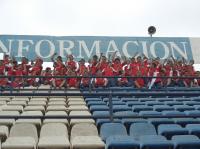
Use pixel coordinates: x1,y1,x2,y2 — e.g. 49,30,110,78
184,110,200,116
126,101,145,106
121,118,147,131
184,101,200,106
164,101,183,106
100,123,127,141
85,98,102,102
129,123,157,138
139,135,173,149
156,98,174,102
174,97,191,102
158,124,188,139
106,136,139,149
114,111,137,118
90,105,109,113
162,110,186,116
139,111,162,116
87,101,106,107
172,135,200,149
173,105,195,112
146,101,164,106
186,124,200,137
103,98,120,102
193,105,200,110
112,105,132,112
107,101,126,106
93,111,122,130
147,118,174,128
153,105,174,112
138,98,155,102
93,111,110,118
96,119,121,130
132,105,153,112
192,97,200,102
121,97,138,102
173,118,200,127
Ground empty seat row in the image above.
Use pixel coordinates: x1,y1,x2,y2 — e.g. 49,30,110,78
1,123,105,149
100,122,200,149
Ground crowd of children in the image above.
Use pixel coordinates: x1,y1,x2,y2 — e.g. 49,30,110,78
0,52,200,89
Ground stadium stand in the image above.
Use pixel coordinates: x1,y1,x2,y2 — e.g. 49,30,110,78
1,53,200,149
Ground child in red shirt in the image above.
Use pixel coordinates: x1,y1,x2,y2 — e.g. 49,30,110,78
52,66,66,88
66,55,77,71
102,62,116,86
94,70,107,87
80,70,90,88
97,56,108,71
67,70,78,88
11,64,24,88
27,59,43,86
78,59,88,76
41,67,52,85
0,60,7,87
134,71,145,88
89,55,98,76
112,58,122,75
118,70,128,86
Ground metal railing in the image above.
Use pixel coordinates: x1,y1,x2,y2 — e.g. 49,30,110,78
1,75,200,121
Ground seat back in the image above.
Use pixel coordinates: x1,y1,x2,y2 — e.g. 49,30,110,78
71,123,98,139
100,123,127,141
40,123,68,138
9,123,38,142
129,123,157,138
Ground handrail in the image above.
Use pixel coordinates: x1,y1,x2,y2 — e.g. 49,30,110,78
1,92,200,97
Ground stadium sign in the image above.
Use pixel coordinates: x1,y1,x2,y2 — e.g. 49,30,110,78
0,35,199,63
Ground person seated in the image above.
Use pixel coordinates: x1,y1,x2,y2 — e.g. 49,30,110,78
52,66,66,89
27,58,43,87
93,70,108,88
67,69,79,88
118,70,128,86
41,67,52,85
80,70,90,88
134,71,145,89
0,60,8,88
11,64,24,88
102,61,116,87
66,54,77,71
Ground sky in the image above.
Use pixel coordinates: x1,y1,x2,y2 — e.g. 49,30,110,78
0,0,200,37
0,0,200,70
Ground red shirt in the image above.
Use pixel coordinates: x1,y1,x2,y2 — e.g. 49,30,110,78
14,70,23,82
130,62,139,76
78,65,88,76
43,72,52,82
0,65,5,75
99,62,108,71
68,78,77,87
136,78,145,87
90,62,98,75
102,66,114,76
118,74,128,83
81,78,90,86
3,59,9,65
164,65,172,76
66,61,77,70
112,62,122,75
95,78,105,86
30,65,42,75
124,64,131,76
139,66,148,76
